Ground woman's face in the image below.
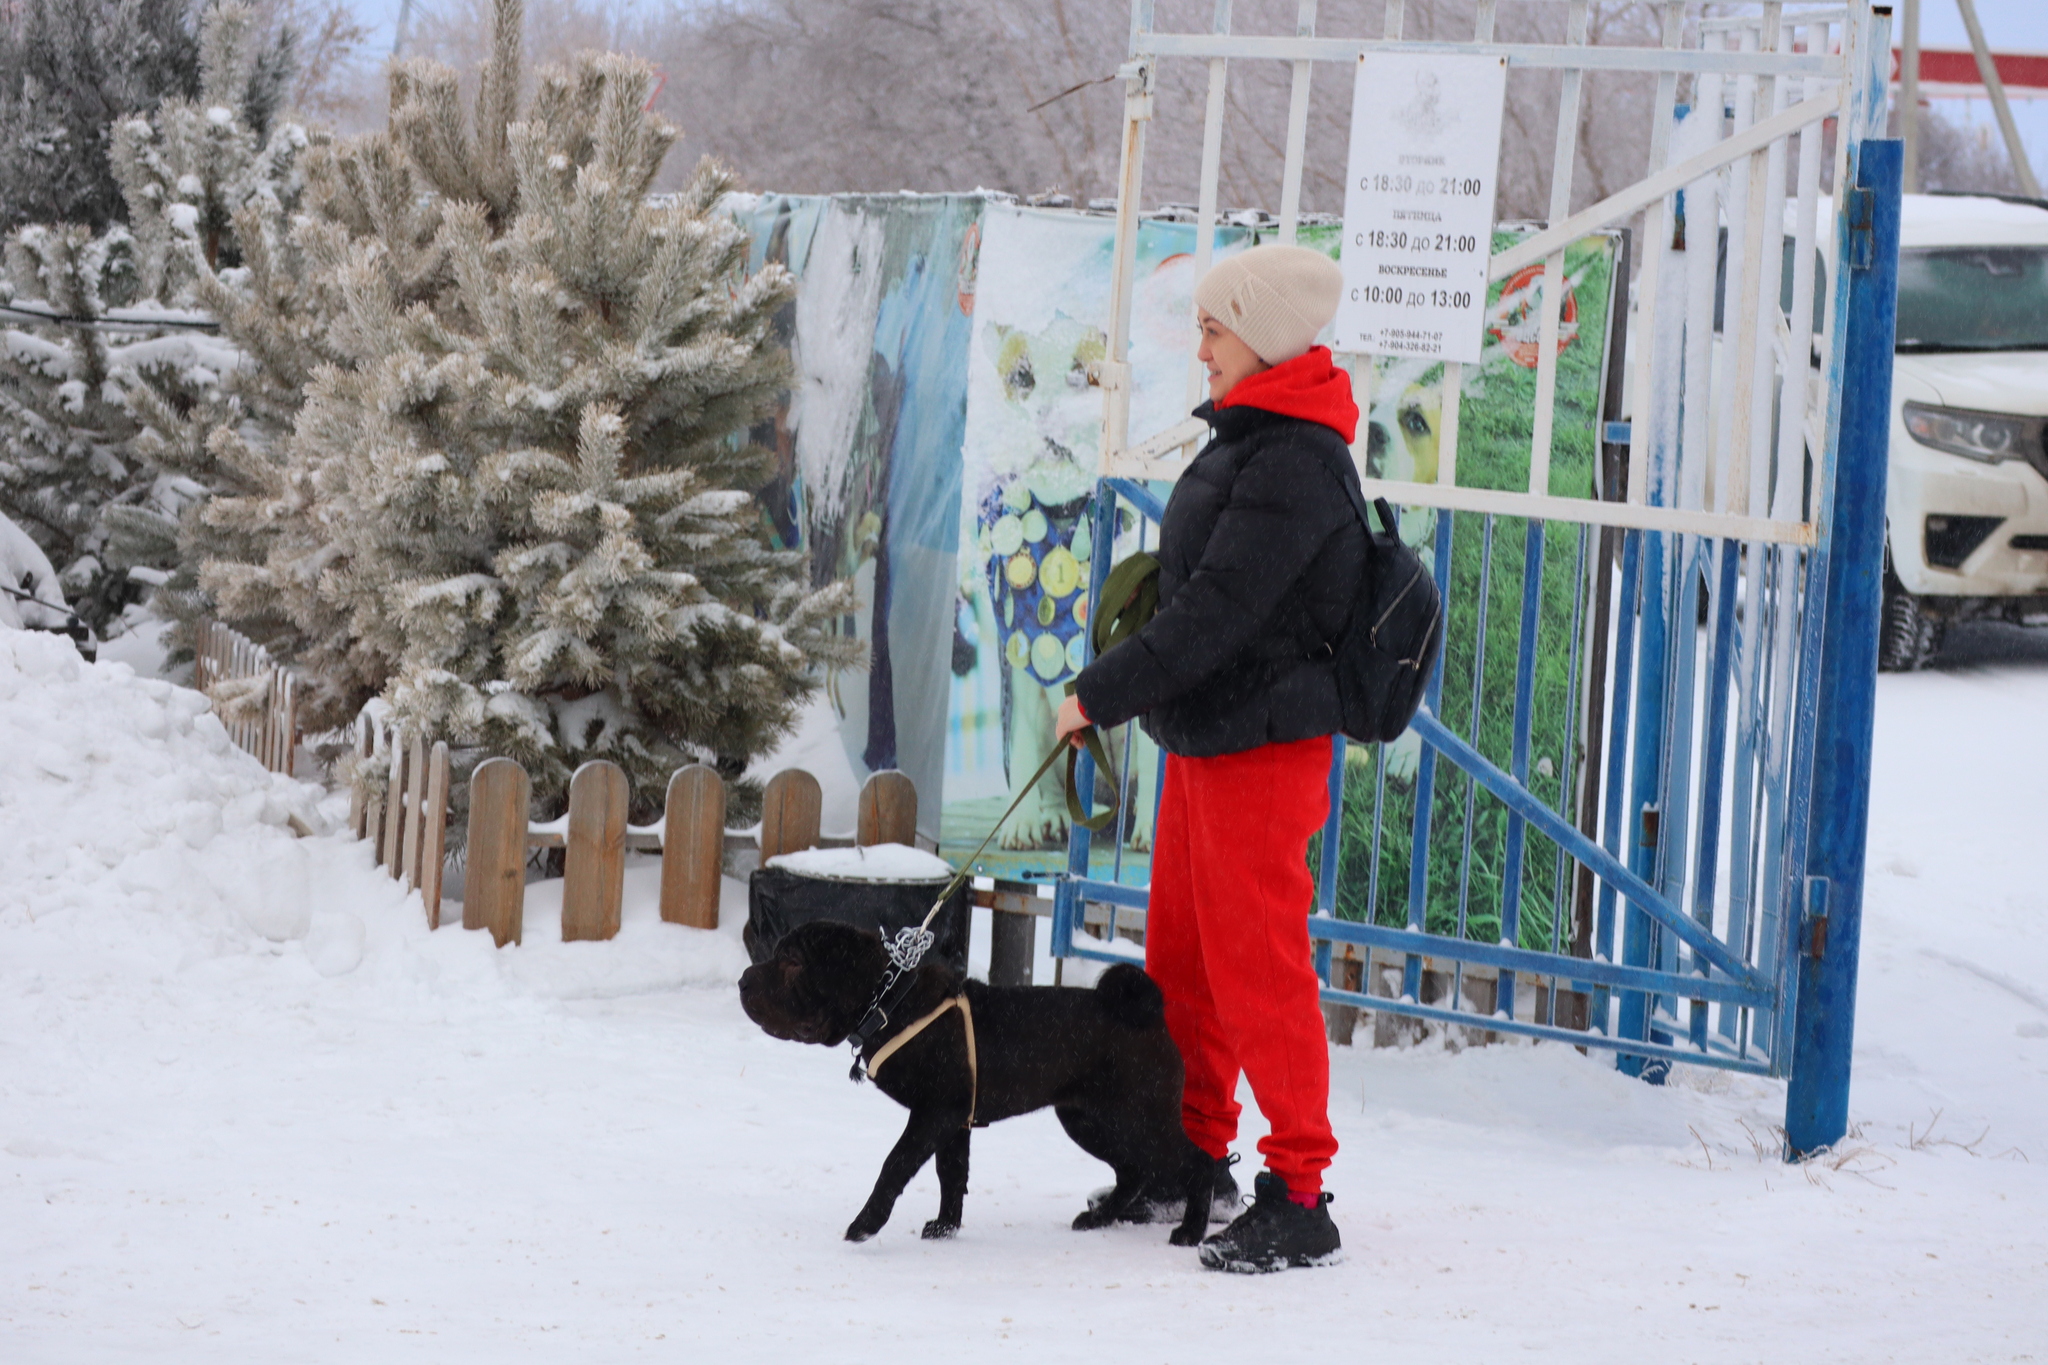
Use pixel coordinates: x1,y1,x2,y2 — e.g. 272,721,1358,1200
1196,311,1270,402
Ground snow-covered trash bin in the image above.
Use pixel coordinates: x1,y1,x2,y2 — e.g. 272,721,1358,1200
745,844,969,971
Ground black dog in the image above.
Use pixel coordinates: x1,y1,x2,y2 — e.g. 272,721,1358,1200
738,920,1212,1246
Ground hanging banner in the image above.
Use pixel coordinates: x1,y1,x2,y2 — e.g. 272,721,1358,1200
940,205,1237,880
1334,50,1508,363
732,194,984,840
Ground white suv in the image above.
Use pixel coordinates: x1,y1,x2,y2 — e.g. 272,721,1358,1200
1881,193,2048,669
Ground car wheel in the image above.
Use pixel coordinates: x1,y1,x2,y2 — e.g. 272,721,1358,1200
1879,577,1944,672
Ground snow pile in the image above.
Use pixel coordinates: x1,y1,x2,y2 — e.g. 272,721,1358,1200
0,510,68,630
766,842,955,882
0,629,328,933
0,627,752,999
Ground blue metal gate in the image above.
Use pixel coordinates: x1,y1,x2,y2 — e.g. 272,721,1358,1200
1051,1,1901,1157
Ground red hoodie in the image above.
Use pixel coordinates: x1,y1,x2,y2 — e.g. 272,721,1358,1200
1212,345,1360,445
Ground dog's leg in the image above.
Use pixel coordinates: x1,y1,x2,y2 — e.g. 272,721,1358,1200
922,1126,971,1240
1060,1105,1156,1231
1169,1145,1212,1247
846,1107,964,1243
1071,1166,1150,1231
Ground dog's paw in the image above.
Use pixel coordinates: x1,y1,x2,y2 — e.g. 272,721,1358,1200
1168,1224,1206,1247
1070,1205,1117,1232
920,1219,959,1240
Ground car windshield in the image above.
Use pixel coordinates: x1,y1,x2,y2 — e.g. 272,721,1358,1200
1895,246,2048,352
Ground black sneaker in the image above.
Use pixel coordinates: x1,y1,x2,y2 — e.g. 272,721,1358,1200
1085,1152,1241,1225
1197,1171,1341,1273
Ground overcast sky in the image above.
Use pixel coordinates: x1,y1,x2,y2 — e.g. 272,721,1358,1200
1905,0,2048,182
341,0,2048,182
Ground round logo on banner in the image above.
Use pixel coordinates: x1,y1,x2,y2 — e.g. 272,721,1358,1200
1489,263,1580,369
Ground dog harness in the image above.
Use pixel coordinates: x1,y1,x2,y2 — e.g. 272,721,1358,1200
862,993,980,1128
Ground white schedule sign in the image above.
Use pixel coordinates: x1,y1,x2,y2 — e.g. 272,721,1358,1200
1334,51,1508,363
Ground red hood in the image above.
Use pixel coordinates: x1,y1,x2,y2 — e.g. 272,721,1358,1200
1213,346,1359,445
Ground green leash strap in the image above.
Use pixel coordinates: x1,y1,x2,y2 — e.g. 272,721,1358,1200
1093,551,1160,657
921,727,1120,918
1063,725,1120,833
1061,548,1160,836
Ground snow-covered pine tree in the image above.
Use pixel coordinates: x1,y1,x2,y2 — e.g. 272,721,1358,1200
201,0,856,818
0,2,303,636
113,2,308,296
0,0,205,235
0,226,146,629
0,224,227,633
104,2,312,641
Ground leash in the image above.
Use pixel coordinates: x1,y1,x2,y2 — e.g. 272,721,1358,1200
846,725,1120,1080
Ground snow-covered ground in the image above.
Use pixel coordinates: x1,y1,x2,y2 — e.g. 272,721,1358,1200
4,622,2046,1363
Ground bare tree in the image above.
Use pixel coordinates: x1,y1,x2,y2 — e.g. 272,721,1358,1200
1906,105,2029,197
366,1,1688,222
261,0,374,127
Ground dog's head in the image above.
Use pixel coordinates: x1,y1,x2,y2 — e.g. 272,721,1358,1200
737,920,893,1047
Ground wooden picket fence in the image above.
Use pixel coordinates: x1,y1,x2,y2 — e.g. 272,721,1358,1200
349,709,920,949
192,619,299,774
348,714,454,922
461,762,918,948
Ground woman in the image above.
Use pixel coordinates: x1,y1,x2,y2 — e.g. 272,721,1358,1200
1055,244,1363,1273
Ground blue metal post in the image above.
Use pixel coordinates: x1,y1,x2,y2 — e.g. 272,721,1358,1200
1313,739,1345,982
1784,140,1900,1157
1685,538,1741,1050
1055,485,1125,956
1403,510,1457,1001
1592,529,1644,1036
1497,518,1548,1019
1617,526,1670,1076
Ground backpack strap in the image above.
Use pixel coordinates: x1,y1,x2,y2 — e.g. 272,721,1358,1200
1299,438,1383,546
1371,495,1401,539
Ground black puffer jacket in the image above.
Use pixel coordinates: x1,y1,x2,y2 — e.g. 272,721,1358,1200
1075,399,1369,757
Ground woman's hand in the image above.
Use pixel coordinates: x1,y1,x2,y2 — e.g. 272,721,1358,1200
1055,694,1092,748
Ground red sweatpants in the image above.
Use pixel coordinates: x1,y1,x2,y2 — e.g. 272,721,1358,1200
1145,734,1338,1194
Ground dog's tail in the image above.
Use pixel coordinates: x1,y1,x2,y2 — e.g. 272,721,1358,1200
1093,963,1166,1029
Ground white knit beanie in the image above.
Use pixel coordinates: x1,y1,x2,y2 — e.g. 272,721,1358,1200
1193,244,1344,365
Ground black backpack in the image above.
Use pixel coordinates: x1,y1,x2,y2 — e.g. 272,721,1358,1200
1305,441,1445,744
1091,453,1443,746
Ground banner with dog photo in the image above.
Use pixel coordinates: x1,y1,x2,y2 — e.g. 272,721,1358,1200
940,205,1253,880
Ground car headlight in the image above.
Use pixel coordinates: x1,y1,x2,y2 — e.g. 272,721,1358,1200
1901,401,2043,464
